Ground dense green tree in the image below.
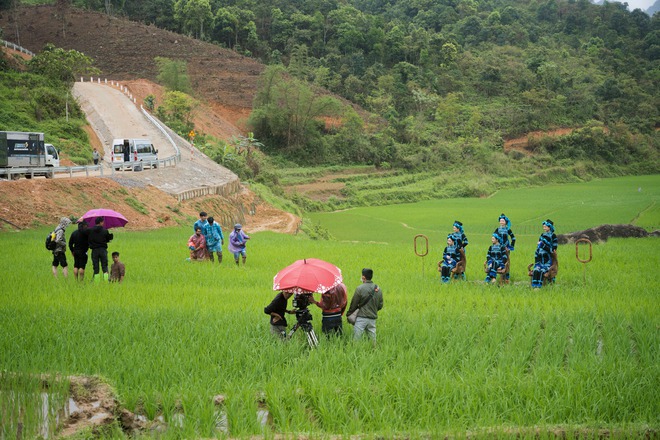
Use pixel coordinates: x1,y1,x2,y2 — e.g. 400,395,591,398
155,57,192,93
249,65,344,161
174,0,213,39
28,44,98,83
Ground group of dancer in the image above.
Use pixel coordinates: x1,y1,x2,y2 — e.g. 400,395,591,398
439,215,558,288
187,211,251,265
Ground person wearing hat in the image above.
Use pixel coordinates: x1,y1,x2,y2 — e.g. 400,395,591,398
228,223,250,266
439,235,464,283
450,220,468,250
494,214,516,282
484,233,508,285
51,217,72,278
531,219,558,288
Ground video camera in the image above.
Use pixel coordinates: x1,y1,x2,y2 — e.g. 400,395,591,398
292,292,313,309
291,293,314,329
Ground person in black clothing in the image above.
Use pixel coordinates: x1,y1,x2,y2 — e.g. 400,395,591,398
68,220,89,281
88,217,114,283
264,291,294,339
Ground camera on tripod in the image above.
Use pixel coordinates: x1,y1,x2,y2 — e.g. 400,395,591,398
292,292,313,309
286,293,319,349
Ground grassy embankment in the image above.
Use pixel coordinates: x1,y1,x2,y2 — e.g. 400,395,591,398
0,175,658,438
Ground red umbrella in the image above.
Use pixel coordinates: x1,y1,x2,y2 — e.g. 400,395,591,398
273,258,343,294
79,208,128,229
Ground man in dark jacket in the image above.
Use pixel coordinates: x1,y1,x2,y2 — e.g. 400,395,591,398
68,220,89,281
264,291,294,339
88,217,113,283
346,268,384,343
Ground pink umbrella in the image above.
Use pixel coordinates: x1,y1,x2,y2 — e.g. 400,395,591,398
273,258,343,294
79,208,128,229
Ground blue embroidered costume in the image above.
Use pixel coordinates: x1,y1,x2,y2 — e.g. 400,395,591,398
485,234,508,284
440,235,463,283
532,219,558,288
451,220,468,249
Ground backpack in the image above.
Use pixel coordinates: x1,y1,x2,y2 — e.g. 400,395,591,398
45,230,57,251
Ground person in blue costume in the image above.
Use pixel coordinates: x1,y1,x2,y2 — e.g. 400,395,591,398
450,220,468,249
531,219,558,288
484,233,508,284
494,213,516,281
440,235,464,283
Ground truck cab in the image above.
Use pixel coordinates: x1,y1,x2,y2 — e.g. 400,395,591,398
45,143,60,167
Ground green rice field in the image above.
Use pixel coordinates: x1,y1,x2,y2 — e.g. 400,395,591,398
0,175,658,438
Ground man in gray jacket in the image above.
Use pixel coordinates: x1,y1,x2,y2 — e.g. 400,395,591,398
346,268,383,343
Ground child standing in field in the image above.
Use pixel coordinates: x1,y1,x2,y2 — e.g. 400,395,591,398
531,219,558,288
484,234,508,284
439,235,464,283
109,251,125,283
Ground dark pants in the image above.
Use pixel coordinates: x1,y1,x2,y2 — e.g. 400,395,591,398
73,251,88,269
321,315,343,337
91,248,109,274
52,251,68,268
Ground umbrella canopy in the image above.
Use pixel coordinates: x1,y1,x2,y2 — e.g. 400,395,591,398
79,208,128,229
273,258,343,294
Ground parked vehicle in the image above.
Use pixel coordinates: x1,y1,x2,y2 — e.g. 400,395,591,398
0,131,60,179
110,138,158,169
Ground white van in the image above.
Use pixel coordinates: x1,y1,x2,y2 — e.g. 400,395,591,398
111,138,158,169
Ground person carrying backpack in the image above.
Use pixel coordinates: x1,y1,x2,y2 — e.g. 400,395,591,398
51,217,72,278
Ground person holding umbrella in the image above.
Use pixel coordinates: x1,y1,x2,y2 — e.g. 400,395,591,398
88,217,114,283
68,220,90,281
312,283,348,337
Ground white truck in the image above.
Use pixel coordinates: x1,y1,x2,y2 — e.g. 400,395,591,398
0,131,60,179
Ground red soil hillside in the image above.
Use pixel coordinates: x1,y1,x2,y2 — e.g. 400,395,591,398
0,5,262,138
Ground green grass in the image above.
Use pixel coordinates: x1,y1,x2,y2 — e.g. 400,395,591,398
308,174,660,244
0,175,659,439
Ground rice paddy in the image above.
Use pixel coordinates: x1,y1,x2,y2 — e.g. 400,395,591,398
0,175,658,438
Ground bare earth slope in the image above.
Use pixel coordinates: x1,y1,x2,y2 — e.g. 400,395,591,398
0,5,262,136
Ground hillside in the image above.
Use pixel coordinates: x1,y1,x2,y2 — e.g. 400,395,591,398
0,5,262,139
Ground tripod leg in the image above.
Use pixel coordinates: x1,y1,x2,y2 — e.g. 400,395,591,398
306,328,319,349
287,324,299,340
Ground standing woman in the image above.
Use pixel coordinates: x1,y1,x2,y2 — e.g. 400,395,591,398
531,219,558,288
494,213,516,281
451,220,468,250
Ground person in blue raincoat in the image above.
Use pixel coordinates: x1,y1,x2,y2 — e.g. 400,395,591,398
205,216,224,264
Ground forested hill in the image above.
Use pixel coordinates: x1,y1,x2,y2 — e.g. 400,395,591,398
1,0,658,173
